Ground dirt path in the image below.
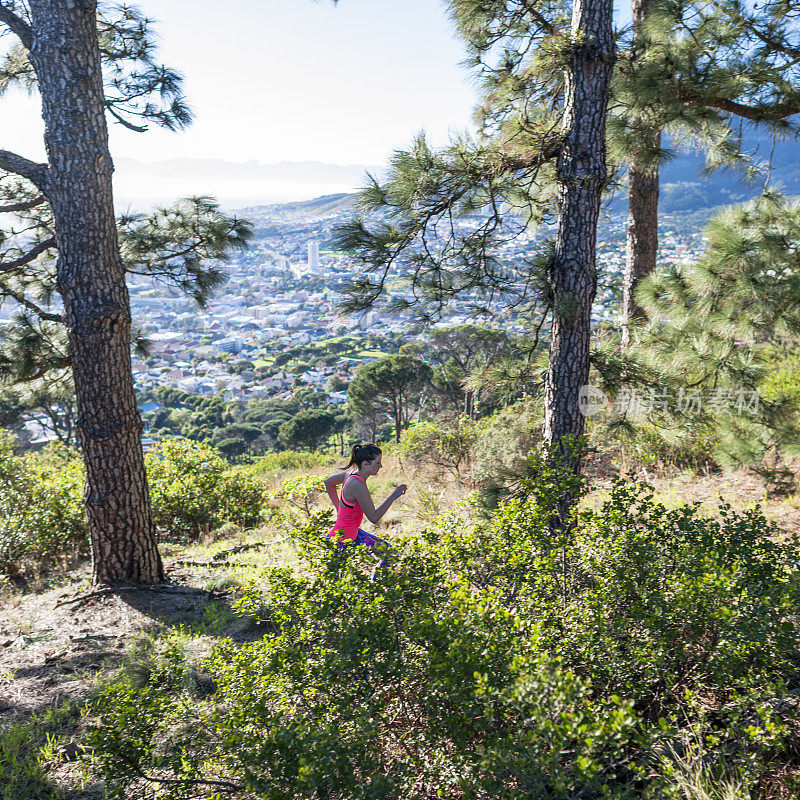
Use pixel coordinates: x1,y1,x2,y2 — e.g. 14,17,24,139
2,573,212,716
0,559,253,798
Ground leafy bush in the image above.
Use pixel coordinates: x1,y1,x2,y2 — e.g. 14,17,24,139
0,708,76,800
0,437,87,578
398,414,483,480
268,474,325,517
87,461,800,798
759,351,800,410
567,480,799,707
473,399,543,505
88,528,642,800
626,420,720,474
26,445,87,561
145,438,263,535
248,450,332,475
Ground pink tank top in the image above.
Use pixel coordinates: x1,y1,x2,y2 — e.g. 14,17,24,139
329,474,364,542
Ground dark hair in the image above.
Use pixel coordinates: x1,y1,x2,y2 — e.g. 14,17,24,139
343,443,382,470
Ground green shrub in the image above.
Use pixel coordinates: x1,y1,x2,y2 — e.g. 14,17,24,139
0,435,36,575
247,450,332,476
145,438,263,535
398,414,483,480
268,474,325,517
25,445,87,565
0,437,87,577
88,526,642,799
0,715,63,800
473,399,543,505
628,421,720,473
473,400,541,477
568,480,798,706
86,463,800,799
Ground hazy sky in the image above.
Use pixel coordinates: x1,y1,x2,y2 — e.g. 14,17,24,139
1,0,479,167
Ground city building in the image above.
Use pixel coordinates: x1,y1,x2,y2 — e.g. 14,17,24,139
308,240,320,272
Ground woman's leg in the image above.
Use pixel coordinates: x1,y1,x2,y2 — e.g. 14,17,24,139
335,541,352,563
354,528,393,580
370,536,391,564
338,529,394,580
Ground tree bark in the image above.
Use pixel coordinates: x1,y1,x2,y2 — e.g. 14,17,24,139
27,0,163,584
622,0,660,347
543,0,614,516
393,395,402,443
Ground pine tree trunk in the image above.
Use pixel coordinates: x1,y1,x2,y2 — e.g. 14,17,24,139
622,0,660,347
622,143,660,344
543,0,614,518
28,0,163,584
392,396,401,443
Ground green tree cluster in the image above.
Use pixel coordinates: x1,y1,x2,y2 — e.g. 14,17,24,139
277,409,338,452
615,0,800,341
348,354,432,443
616,191,800,490
333,0,800,515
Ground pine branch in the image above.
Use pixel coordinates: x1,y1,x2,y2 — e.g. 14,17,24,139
105,103,148,133
732,11,800,59
0,194,45,213
0,281,62,322
0,150,48,191
0,3,33,50
0,237,55,273
520,0,556,36
680,89,800,123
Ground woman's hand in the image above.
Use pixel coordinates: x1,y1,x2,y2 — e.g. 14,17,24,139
362,483,408,524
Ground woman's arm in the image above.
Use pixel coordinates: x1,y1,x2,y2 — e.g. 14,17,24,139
350,481,407,525
324,471,347,509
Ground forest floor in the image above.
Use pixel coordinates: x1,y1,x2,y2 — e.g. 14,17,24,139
2,457,800,799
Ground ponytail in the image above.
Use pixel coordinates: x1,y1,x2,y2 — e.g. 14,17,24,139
343,442,382,470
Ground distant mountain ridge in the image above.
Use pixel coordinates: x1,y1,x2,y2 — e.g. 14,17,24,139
115,131,800,213
236,192,356,218
645,132,800,213
112,159,382,208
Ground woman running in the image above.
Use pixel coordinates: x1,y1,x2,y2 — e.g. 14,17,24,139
324,443,406,580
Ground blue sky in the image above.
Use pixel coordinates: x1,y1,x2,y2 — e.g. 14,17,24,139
3,0,479,166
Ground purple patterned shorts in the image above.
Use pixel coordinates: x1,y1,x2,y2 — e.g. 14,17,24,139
335,528,392,579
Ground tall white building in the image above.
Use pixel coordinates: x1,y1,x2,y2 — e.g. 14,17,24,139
307,241,320,272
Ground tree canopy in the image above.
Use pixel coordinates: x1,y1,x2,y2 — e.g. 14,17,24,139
348,354,433,443
278,408,338,452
